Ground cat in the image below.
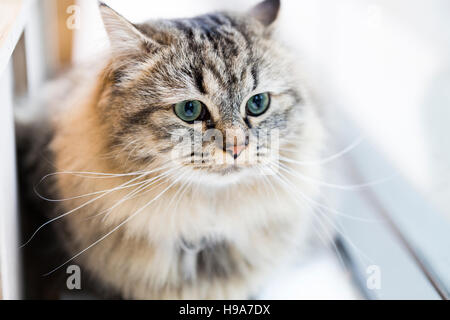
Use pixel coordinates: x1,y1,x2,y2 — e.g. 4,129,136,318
17,0,324,299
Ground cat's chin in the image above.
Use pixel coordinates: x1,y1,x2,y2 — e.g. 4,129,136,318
210,164,243,175
180,164,267,187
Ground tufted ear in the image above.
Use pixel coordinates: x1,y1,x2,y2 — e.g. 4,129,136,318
249,0,281,27
98,2,158,57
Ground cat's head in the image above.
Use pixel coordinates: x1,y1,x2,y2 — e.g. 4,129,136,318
97,0,317,186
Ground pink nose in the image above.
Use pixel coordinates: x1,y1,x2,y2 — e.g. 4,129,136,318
226,144,247,159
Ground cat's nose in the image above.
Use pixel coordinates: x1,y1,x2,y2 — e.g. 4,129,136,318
226,144,247,159
224,133,249,159
219,126,249,159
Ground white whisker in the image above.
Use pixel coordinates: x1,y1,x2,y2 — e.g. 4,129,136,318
267,164,375,265
43,169,188,276
279,135,365,166
21,172,152,248
100,166,181,222
82,166,181,221
35,165,172,202
277,160,395,191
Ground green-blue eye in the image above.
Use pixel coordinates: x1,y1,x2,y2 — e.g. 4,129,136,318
174,100,204,123
246,93,270,116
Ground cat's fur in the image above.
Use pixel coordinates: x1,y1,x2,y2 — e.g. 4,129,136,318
17,0,324,299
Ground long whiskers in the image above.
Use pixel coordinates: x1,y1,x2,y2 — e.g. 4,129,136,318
36,170,148,182
277,159,395,191
81,166,182,221
268,161,382,222
262,164,347,265
21,172,154,248
100,166,182,221
35,165,173,202
43,169,188,276
279,135,365,166
265,162,375,265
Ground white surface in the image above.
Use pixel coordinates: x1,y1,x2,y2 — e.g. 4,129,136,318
0,0,35,75
0,62,21,300
260,250,361,300
24,0,46,97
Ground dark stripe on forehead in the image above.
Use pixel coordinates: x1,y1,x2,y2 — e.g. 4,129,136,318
193,69,206,94
221,13,259,91
170,13,259,104
180,64,207,95
251,64,259,90
204,60,227,88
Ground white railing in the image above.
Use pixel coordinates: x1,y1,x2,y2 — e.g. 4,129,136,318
0,0,48,300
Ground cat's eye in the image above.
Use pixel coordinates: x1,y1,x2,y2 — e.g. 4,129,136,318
246,93,270,117
174,100,205,123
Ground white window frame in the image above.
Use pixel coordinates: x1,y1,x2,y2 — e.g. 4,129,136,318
334,112,450,300
0,0,49,300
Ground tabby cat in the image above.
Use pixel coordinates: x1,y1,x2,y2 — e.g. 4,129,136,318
17,0,324,299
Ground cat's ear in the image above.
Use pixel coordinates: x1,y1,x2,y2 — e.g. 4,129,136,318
98,2,158,57
249,0,280,27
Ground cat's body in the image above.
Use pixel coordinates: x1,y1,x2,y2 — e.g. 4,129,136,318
17,0,324,299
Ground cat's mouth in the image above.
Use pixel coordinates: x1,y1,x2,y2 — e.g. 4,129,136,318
181,149,273,179
192,163,243,175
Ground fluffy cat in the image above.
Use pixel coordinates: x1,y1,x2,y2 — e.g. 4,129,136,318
17,0,324,299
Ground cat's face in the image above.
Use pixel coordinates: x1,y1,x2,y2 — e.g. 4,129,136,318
99,1,308,186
